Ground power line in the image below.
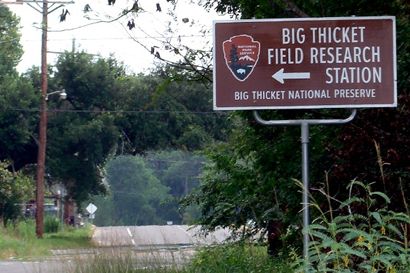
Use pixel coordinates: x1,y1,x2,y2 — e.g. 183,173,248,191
6,107,227,115
19,34,211,43
1,34,211,49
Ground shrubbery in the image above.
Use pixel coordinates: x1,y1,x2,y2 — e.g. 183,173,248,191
0,161,32,226
293,180,410,273
189,244,291,273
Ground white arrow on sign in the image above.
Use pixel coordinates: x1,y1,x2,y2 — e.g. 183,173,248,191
272,68,311,84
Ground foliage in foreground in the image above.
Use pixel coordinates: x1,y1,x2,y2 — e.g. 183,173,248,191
0,220,93,259
293,180,410,273
188,244,291,273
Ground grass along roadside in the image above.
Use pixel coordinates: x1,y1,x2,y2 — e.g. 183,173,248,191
1,220,293,272
68,243,292,273
0,219,94,260
186,243,292,273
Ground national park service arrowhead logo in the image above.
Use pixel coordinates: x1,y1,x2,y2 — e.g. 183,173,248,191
223,34,260,82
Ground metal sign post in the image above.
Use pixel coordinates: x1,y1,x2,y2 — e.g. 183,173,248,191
253,109,357,267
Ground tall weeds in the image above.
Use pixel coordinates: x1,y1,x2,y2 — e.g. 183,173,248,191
65,244,290,273
293,180,410,272
292,139,410,272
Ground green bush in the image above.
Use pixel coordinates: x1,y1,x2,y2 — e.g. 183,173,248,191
0,161,32,225
188,243,291,273
44,216,60,233
293,180,410,273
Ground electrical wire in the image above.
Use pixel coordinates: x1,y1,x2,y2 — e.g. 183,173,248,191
6,107,227,115
18,34,211,43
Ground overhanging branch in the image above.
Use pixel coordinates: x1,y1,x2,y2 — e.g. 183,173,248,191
275,0,309,17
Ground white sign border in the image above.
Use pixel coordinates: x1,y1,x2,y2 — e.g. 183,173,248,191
213,16,397,111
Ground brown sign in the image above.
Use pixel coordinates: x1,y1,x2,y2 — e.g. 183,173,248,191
213,17,396,110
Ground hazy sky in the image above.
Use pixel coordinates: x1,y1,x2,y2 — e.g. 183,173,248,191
8,0,229,74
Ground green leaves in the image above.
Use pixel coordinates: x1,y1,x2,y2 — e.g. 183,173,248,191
104,155,170,226
0,8,38,169
294,181,410,272
0,5,23,78
45,52,229,204
0,161,33,225
92,151,204,226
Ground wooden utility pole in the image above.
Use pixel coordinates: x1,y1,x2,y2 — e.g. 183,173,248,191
2,0,74,238
35,0,73,238
35,0,48,238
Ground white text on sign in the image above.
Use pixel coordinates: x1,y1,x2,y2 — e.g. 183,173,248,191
267,26,382,85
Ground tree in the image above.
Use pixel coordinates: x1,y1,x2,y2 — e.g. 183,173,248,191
54,1,215,81
0,7,39,229
0,3,232,221
11,50,230,212
45,52,124,203
103,155,170,226
146,150,204,224
92,151,205,226
114,65,230,154
0,76,38,170
0,5,23,78
0,161,32,226
147,150,204,198
0,6,38,171
41,51,227,214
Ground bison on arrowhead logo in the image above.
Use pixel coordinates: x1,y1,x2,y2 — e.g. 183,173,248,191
223,34,260,82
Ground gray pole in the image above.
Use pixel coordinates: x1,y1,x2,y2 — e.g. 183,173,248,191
253,109,357,270
301,122,310,262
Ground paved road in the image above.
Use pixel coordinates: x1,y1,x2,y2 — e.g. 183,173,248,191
0,225,231,273
92,225,231,248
